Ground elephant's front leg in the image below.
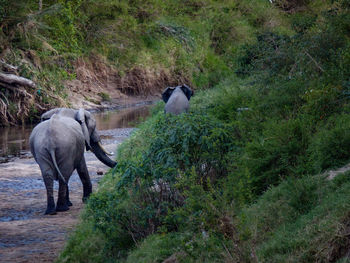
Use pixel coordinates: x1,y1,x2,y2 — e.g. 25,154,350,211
56,181,70,212
43,176,56,215
77,157,92,203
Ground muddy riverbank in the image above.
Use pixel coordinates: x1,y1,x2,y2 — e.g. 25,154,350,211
0,105,151,262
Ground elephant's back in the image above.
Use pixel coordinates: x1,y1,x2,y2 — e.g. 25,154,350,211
30,116,83,150
41,107,76,121
48,115,85,166
48,115,84,149
29,120,51,153
165,88,189,114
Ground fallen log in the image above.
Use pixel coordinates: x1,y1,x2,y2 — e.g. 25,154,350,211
0,72,36,88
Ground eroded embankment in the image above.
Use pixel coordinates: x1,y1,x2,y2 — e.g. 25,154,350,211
0,128,133,263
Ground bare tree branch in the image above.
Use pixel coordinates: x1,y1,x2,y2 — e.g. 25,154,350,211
304,51,325,73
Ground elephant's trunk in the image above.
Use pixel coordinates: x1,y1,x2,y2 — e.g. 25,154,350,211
91,141,117,168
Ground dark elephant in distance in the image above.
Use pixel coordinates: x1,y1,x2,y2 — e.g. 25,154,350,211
162,84,193,115
30,108,117,215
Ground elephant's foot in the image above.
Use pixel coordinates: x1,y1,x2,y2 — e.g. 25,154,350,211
67,200,73,206
56,204,70,212
45,208,57,215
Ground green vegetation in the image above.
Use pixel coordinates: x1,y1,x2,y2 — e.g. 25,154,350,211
3,0,345,262
99,92,111,101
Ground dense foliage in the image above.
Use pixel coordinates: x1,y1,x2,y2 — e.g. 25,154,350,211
25,0,349,262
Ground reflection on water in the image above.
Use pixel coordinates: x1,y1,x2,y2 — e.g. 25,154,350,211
0,105,151,162
0,125,34,161
94,105,150,130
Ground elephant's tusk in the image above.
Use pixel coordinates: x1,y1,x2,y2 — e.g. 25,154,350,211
98,141,114,156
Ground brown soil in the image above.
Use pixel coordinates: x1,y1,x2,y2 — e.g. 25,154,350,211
0,129,133,263
65,54,186,110
0,51,186,125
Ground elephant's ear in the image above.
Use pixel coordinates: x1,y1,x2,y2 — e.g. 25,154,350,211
41,108,61,122
75,108,91,151
180,84,193,101
162,87,175,103
84,110,100,143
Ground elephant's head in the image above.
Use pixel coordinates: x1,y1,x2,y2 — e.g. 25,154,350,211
162,84,193,103
41,108,117,168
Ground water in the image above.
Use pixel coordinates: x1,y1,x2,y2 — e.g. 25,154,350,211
94,104,151,130
0,126,34,163
0,104,152,163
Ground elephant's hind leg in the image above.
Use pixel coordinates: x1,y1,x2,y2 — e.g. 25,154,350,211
77,157,92,203
56,181,70,212
43,175,56,215
66,185,73,206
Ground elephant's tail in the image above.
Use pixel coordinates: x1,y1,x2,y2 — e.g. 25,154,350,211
49,149,67,185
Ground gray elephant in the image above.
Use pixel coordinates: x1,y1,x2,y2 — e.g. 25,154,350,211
30,108,117,215
162,84,193,115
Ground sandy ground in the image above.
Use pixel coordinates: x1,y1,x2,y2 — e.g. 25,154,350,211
0,128,134,263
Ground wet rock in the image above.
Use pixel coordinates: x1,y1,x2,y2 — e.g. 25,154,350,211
0,157,9,163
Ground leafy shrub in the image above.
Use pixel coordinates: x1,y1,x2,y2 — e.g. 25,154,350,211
272,0,310,12
236,32,293,77
43,0,83,53
308,114,350,173
301,84,343,122
243,118,307,195
290,13,317,33
81,113,235,259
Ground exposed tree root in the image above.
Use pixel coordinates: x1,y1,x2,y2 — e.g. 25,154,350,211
0,82,34,125
0,91,14,125
0,66,52,126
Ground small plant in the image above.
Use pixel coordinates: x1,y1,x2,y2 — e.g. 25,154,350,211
98,92,111,102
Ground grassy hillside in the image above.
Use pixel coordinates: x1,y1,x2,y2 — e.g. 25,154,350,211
32,0,350,262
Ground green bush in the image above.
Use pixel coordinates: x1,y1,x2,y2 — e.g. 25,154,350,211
68,112,236,260
43,0,83,53
243,118,307,195
308,114,350,173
